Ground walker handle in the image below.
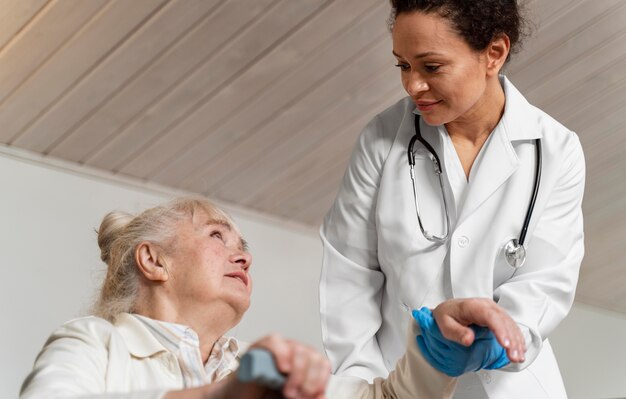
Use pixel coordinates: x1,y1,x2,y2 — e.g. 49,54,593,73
237,348,287,390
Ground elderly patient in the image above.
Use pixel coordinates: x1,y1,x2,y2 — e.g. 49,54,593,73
20,198,524,399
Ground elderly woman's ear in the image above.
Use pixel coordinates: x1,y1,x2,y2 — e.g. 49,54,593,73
135,242,170,282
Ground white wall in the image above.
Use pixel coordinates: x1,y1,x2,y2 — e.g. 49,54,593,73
551,303,626,399
2,147,626,399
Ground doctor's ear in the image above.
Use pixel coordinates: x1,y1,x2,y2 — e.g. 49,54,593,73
485,34,510,76
135,242,170,282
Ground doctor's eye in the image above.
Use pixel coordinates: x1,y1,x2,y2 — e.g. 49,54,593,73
395,63,410,72
424,64,441,73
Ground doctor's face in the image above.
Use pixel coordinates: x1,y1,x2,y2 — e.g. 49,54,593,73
392,11,492,126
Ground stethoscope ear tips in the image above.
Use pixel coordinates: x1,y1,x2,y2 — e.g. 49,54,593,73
504,239,526,268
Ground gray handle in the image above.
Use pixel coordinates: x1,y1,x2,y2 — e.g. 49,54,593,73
237,348,287,390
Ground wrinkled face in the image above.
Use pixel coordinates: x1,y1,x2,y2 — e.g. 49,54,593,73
392,11,490,126
167,211,252,318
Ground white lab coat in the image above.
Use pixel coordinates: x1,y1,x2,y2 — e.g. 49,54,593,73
320,76,585,398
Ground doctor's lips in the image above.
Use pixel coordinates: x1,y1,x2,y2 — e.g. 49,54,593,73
415,99,442,112
225,270,249,287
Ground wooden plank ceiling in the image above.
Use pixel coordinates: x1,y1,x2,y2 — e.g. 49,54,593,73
1,0,625,314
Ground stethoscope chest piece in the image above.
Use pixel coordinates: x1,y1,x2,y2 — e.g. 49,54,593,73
504,239,526,268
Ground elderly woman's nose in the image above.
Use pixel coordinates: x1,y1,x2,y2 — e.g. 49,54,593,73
231,250,252,270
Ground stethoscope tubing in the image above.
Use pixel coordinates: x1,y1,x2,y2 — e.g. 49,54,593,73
518,138,542,246
407,115,542,267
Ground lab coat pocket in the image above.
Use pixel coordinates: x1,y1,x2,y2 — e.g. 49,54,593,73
493,238,519,289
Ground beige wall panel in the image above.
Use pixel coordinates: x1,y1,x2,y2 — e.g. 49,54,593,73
247,134,354,218
0,0,168,145
582,207,626,300
560,76,626,133
522,31,626,109
280,170,342,222
143,2,389,187
242,84,402,213
578,234,610,283
12,0,208,153
511,2,626,93
241,99,391,213
578,260,626,311
579,104,626,162
90,0,317,175
585,144,624,185
0,0,48,50
116,0,339,180
509,0,622,77
584,156,626,215
0,0,107,114
266,137,352,220
299,190,339,226
525,0,579,29
584,197,626,254
583,102,626,137
540,57,626,125
83,0,277,171
176,35,391,194
244,129,356,217
89,0,376,172
154,0,383,188
282,94,400,225
46,0,222,162
205,64,402,207
279,145,355,221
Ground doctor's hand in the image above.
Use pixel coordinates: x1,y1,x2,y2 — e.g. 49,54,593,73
412,307,510,377
431,298,526,364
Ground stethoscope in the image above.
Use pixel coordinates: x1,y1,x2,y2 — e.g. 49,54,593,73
407,115,542,268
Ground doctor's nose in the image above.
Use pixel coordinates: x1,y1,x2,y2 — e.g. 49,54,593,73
404,74,429,97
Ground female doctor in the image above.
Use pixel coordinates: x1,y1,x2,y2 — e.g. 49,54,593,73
320,1,585,398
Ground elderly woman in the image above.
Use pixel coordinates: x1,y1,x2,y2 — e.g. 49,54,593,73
20,198,523,399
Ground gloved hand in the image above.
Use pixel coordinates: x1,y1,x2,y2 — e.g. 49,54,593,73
412,307,510,377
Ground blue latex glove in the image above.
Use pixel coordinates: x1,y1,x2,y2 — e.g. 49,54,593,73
412,307,510,377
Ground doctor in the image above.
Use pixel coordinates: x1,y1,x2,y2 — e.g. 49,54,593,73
320,0,585,398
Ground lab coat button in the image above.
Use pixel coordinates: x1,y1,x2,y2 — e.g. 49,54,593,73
458,236,469,248
479,370,492,384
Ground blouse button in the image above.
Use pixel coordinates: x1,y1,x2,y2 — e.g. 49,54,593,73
165,355,177,374
457,236,469,248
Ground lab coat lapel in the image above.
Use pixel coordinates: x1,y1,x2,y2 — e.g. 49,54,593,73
456,127,519,227
456,76,542,227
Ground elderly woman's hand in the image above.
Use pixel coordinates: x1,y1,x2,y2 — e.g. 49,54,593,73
431,298,526,363
166,335,330,399
247,334,331,399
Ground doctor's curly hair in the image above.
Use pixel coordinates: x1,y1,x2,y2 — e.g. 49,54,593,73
388,0,531,61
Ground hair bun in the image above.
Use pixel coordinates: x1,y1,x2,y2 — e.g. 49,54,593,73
97,211,134,264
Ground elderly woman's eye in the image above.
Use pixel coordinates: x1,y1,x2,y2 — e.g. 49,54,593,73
210,231,224,241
